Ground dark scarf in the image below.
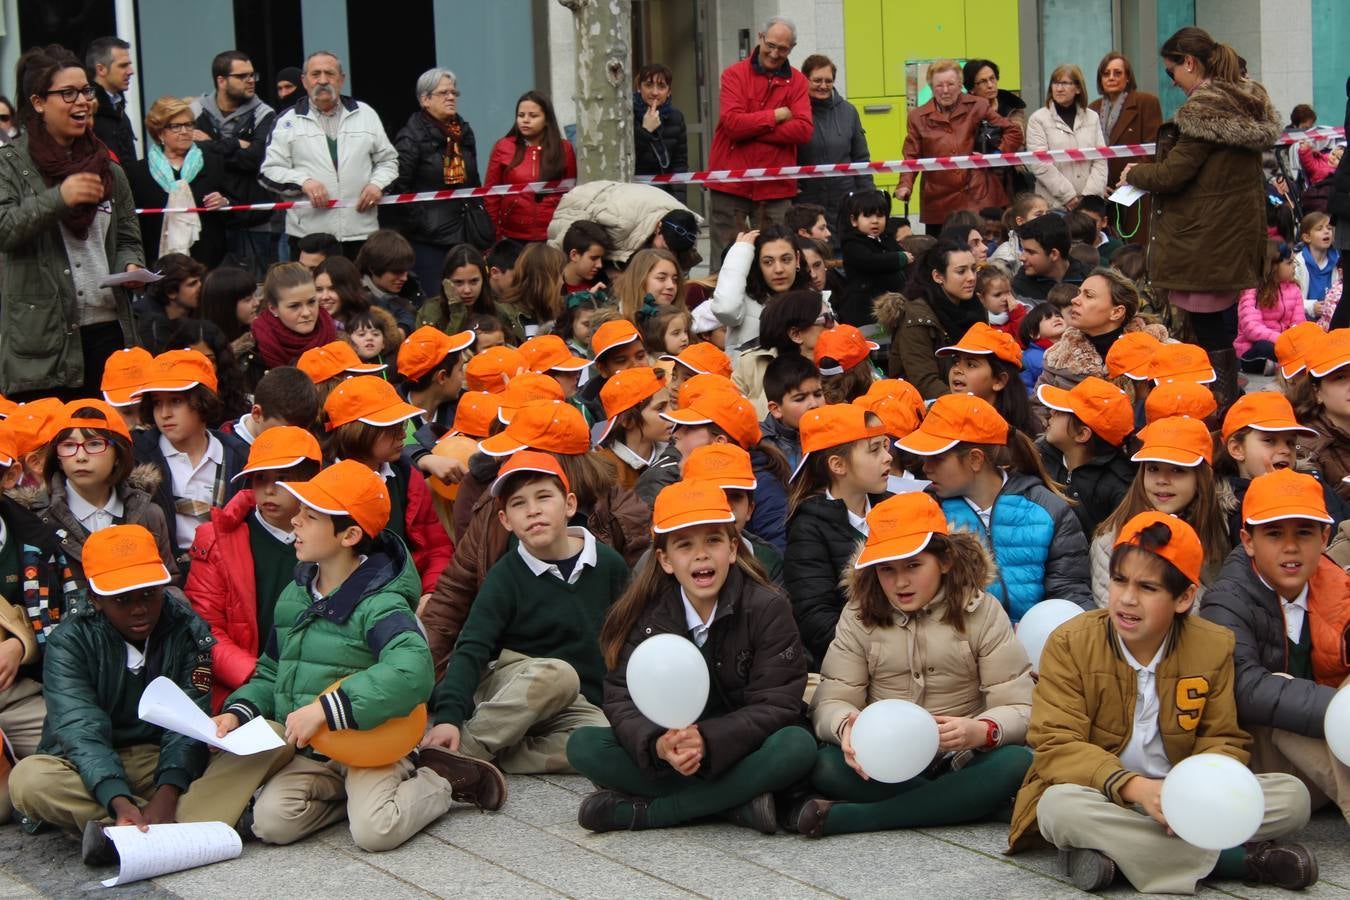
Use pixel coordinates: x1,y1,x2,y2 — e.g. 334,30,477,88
250,307,338,368
426,112,466,186
925,283,986,343
27,120,114,239
1086,325,1124,363
1054,101,1078,129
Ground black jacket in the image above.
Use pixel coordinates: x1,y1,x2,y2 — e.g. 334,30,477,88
191,94,279,227
837,229,908,327
1327,76,1350,231
125,150,231,266
133,427,247,565
603,565,807,779
383,111,482,246
632,93,688,203
1200,546,1337,737
1036,436,1135,537
1012,257,1091,302
92,84,137,164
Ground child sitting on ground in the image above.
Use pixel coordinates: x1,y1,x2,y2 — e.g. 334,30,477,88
760,353,824,472
1035,377,1137,536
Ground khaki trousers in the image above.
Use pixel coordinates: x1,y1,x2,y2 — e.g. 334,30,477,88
707,191,791,274
1249,724,1350,821
250,753,453,852
9,723,294,834
458,651,607,774
0,678,47,824
1037,773,1310,894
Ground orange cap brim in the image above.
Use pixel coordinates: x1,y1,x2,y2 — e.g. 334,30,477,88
131,379,201,396
87,561,172,597
652,507,735,534
1244,505,1334,525
894,430,960,457
356,400,424,428
661,408,715,428
855,532,934,569
102,389,141,407
1130,446,1206,467
478,431,528,457
1035,384,1076,414
233,455,313,482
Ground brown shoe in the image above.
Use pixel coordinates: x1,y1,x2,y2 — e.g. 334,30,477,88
1243,840,1318,890
793,797,835,839
417,746,507,811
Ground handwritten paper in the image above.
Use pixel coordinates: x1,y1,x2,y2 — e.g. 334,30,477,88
99,268,163,287
100,822,242,887
138,676,284,755
1108,184,1147,207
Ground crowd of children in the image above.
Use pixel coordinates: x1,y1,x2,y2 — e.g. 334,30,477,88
1,180,1349,896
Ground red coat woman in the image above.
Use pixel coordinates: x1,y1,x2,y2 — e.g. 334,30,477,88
483,91,577,242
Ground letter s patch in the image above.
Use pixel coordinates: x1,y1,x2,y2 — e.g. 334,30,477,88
1175,675,1209,731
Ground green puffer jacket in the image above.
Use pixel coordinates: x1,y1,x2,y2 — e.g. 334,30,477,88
0,134,144,395
37,589,214,813
224,532,431,735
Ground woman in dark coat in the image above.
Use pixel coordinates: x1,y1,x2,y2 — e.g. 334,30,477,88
796,54,874,233
632,63,688,203
1089,52,1163,245
385,68,483,294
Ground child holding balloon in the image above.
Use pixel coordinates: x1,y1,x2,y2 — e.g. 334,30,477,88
1007,511,1316,893
796,492,1034,837
566,480,815,834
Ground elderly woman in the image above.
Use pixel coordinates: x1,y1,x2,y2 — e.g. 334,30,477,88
895,59,1022,227
796,53,873,232
386,67,483,294
125,95,229,266
1025,64,1107,209
0,45,143,401
1089,52,1162,244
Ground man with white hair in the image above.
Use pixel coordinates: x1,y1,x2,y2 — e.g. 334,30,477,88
261,51,398,255
706,16,813,271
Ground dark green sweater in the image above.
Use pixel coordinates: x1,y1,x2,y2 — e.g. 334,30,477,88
431,534,630,727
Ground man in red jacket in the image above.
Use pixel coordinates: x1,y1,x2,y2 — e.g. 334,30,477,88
707,16,814,271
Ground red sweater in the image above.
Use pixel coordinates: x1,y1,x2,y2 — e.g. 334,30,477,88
707,50,813,201
483,137,577,241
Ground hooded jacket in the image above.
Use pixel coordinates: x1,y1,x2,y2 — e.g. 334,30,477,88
872,290,952,401
1125,79,1282,292
190,92,278,227
795,89,874,225
385,110,482,246
1036,436,1136,538
632,93,688,203
707,49,813,203
837,229,908,328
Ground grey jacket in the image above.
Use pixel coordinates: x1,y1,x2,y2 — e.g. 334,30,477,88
795,89,874,226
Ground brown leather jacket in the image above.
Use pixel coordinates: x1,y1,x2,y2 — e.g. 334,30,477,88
898,93,1022,225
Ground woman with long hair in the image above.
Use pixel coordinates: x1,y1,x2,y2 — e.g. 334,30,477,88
482,91,576,241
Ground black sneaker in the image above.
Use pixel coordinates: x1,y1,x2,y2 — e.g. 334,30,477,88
1058,848,1116,892
81,820,117,867
234,803,257,843
417,747,507,811
1243,840,1318,890
577,789,650,833
16,812,49,835
724,792,777,834
794,798,835,840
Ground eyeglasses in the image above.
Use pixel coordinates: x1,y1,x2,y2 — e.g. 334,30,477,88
45,85,97,104
1164,66,1177,82
429,88,461,99
1051,81,1077,88
0,114,11,122
761,38,796,53
809,77,835,87
974,75,998,88
162,122,195,133
227,72,258,82
56,438,110,457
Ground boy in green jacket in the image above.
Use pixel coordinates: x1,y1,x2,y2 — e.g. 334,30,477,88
214,460,504,852
8,525,291,862
423,452,626,772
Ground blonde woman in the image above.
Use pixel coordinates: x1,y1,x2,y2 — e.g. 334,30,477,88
1025,64,1108,209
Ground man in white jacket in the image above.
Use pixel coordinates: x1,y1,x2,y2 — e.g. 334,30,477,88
260,50,397,254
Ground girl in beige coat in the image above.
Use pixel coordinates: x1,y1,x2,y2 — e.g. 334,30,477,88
794,492,1034,837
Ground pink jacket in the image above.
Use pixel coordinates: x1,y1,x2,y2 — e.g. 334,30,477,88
1235,281,1304,356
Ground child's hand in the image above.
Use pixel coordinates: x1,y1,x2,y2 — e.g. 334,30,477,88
734,230,760,245
656,726,702,775
0,637,23,692
839,712,868,780
284,700,328,748
212,712,241,738
142,785,180,826
1120,775,1169,831
420,723,461,752
417,593,431,618
111,796,150,832
934,715,987,751
419,454,465,485
902,251,914,264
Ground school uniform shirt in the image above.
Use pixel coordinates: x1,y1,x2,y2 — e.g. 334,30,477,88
610,440,659,473
1254,570,1309,643
681,587,716,648
249,509,298,647
1117,636,1172,779
125,640,146,674
823,489,870,537
161,433,225,550
66,486,124,535
962,470,1008,532
517,526,597,586
231,413,259,445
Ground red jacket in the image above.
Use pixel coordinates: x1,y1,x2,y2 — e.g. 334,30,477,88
404,463,454,594
708,49,813,202
185,490,265,711
482,137,577,241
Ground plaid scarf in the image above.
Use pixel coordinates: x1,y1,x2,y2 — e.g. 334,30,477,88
430,113,467,186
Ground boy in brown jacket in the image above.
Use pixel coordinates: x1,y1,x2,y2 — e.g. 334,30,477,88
1007,511,1315,894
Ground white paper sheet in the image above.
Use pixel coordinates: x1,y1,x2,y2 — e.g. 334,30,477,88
1107,184,1147,207
99,268,163,287
100,822,242,887
138,676,284,755
887,474,933,495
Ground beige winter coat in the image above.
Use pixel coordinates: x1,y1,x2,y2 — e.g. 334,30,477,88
1024,105,1108,205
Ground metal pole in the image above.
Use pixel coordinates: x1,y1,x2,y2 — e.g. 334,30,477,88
114,0,143,155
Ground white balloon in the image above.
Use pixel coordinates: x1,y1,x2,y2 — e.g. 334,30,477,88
1160,753,1265,850
626,634,710,729
849,699,940,784
1015,599,1084,669
1324,688,1350,767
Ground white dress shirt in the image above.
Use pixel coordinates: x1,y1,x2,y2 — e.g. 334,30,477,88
611,440,658,472
67,486,124,535
1255,570,1310,643
160,433,224,550
253,509,297,545
681,587,717,648
825,489,871,536
1117,636,1172,779
516,527,598,586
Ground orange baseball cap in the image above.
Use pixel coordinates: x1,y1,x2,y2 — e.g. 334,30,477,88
853,380,925,440
464,346,527,393
1130,416,1213,467
681,443,757,491
8,398,66,457
479,400,591,457
450,391,500,439
83,524,172,596
397,326,474,382
0,394,16,420
133,349,219,396
489,449,571,498
591,320,643,360
1148,343,1215,385
497,372,566,424
596,367,667,443
233,425,323,481
1115,511,1203,585
298,341,386,383
1221,392,1317,442
519,334,591,374
1036,377,1134,447
1144,379,1218,424
661,386,762,449
1275,322,1328,378
855,492,950,568
0,424,17,468
1105,332,1162,381
676,373,740,410
793,404,888,480
56,399,132,443
323,375,424,431
1306,329,1350,378
1241,468,1333,526
101,347,154,406
895,393,1009,456
281,458,392,537
662,343,733,379
936,322,1023,369
651,479,735,534
814,324,879,375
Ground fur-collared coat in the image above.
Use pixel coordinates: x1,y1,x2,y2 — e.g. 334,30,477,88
1125,78,1281,293
1030,317,1168,425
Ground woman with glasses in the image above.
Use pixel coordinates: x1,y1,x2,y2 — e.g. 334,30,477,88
964,58,1031,198
795,54,874,235
386,68,484,296
0,96,19,145
1024,64,1108,210
1088,52,1161,245
126,96,230,266
0,45,144,402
